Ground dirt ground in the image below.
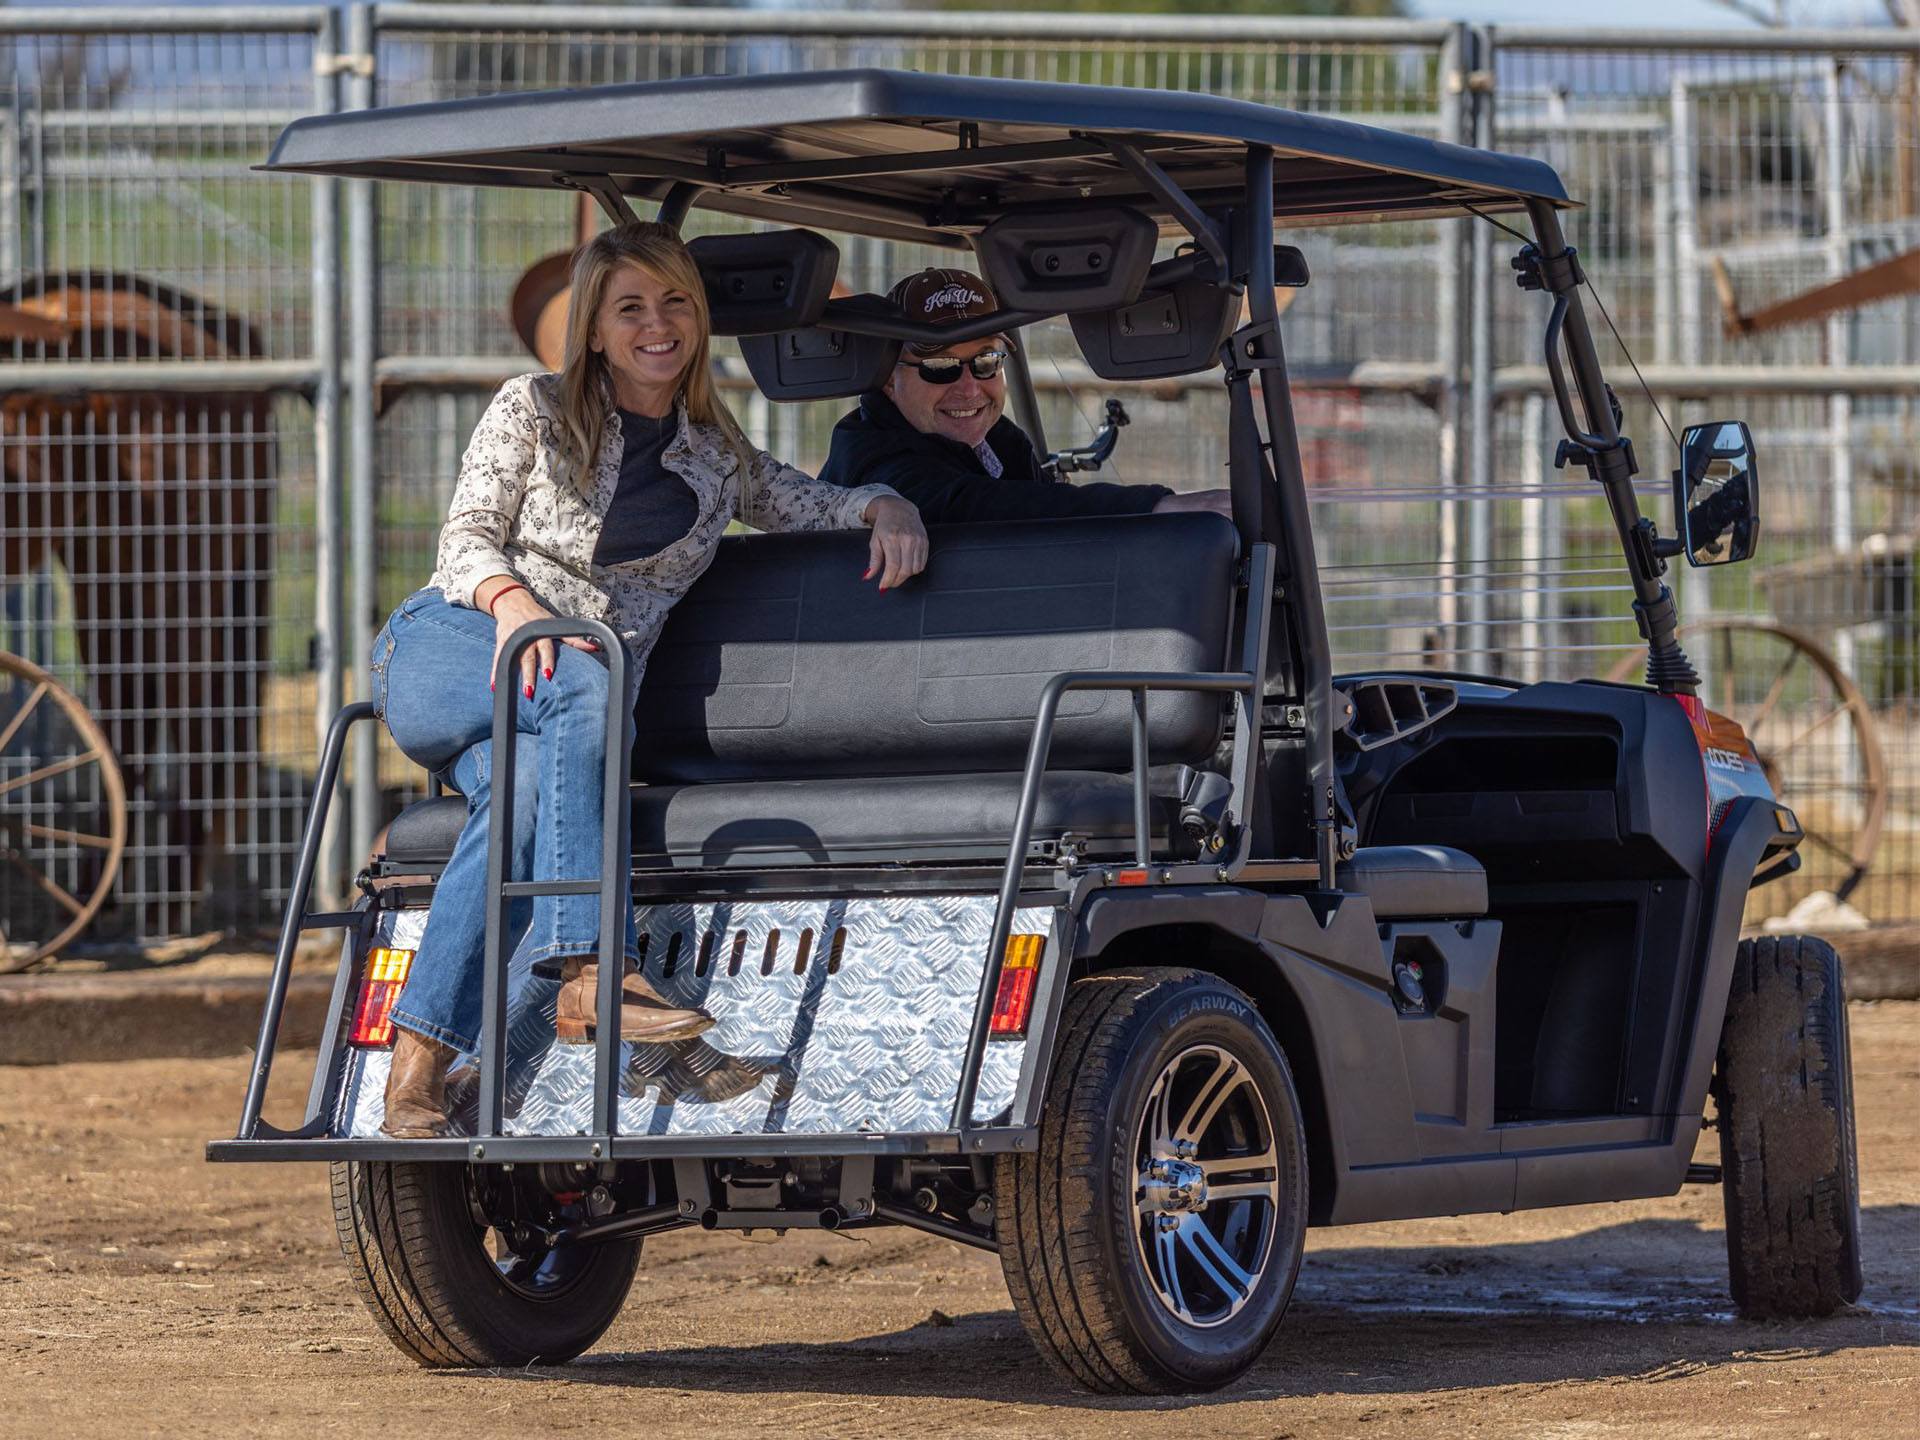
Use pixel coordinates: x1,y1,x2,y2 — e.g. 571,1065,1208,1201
2,1005,1915,1440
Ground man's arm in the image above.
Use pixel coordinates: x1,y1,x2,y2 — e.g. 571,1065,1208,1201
859,448,1171,525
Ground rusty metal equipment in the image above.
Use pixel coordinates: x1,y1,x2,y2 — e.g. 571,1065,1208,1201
1,273,278,936
0,649,128,972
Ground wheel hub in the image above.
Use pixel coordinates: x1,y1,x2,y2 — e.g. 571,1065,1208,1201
1139,1156,1209,1215
1131,1043,1283,1329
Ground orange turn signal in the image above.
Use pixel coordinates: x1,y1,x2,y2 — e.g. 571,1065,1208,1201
348,946,415,1049
989,934,1044,1038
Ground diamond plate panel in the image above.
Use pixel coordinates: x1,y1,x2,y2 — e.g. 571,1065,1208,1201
334,895,1047,1141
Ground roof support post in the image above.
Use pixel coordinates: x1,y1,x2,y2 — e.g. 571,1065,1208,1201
656,182,702,232
1238,145,1339,884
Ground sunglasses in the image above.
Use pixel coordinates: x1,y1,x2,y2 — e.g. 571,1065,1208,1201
897,349,1008,385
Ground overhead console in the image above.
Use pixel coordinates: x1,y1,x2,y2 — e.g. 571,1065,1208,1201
976,205,1157,311
686,228,840,336
690,217,1313,397
1072,275,1235,380
737,293,902,401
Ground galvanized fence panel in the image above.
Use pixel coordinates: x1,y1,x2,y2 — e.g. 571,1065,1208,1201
1,8,338,949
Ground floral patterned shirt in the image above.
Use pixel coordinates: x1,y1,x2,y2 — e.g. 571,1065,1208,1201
429,372,895,701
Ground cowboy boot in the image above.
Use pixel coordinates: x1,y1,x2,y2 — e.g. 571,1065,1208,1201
382,1028,457,1138
554,956,714,1045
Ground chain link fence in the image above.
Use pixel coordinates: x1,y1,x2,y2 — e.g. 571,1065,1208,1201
3,7,1918,947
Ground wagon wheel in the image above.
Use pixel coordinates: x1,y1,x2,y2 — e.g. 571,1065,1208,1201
1605,620,1887,903
0,650,126,972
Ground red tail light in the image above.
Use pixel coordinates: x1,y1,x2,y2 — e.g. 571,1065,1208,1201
989,934,1044,1038
348,946,415,1048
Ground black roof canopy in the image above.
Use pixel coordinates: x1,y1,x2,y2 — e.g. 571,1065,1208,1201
264,68,1572,245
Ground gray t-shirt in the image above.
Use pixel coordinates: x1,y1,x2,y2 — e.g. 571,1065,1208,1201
593,408,700,566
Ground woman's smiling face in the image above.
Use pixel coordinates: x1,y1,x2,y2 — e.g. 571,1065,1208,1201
589,260,701,413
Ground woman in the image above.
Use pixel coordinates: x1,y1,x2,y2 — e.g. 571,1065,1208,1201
371,222,928,1137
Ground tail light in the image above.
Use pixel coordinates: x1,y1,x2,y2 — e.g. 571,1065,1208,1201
989,934,1044,1038
348,946,415,1048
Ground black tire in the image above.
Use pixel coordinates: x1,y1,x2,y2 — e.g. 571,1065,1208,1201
329,1160,640,1367
1713,934,1863,1320
994,967,1308,1394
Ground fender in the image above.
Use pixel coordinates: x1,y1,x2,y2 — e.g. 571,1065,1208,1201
1072,884,1270,959
1668,794,1802,1123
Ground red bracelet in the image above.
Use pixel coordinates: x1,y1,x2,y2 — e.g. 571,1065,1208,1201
484,581,527,616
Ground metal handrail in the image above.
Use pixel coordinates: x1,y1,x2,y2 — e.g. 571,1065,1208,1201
950,668,1258,1133
478,619,629,1144
234,700,373,1140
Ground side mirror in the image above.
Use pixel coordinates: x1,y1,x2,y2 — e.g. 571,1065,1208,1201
1673,420,1759,567
1274,245,1310,288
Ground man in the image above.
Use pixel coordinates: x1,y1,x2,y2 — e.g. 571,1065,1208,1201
818,267,1232,524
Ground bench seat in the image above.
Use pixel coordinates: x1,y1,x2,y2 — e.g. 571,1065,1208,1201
384,770,1181,873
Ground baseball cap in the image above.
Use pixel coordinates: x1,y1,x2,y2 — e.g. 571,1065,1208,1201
887,267,1000,354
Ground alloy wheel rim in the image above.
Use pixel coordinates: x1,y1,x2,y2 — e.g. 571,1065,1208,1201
1132,1042,1280,1329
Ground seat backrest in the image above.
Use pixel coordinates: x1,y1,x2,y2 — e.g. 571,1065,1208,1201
634,512,1238,783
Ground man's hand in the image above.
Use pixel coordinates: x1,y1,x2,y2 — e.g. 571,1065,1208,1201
1152,489,1234,518
475,576,600,699
862,495,931,591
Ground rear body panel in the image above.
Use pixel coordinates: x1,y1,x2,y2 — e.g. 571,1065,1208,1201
334,895,1053,1141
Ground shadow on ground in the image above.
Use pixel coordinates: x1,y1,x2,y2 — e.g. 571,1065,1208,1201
482,1208,1918,1409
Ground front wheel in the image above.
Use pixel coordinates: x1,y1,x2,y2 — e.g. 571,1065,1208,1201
995,967,1309,1394
1714,935,1863,1319
330,1160,639,1367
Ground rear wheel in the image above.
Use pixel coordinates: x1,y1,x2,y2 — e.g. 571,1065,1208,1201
995,967,1308,1394
1713,935,1863,1319
330,1160,639,1367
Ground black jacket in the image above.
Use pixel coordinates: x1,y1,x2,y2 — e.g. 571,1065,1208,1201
817,389,1171,525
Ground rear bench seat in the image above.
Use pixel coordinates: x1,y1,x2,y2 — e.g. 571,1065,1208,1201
385,512,1240,872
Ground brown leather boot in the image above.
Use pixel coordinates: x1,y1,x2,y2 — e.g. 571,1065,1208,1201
554,957,714,1045
382,1028,456,1138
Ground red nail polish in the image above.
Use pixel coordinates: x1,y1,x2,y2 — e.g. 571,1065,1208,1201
489,679,495,693
544,667,553,680
524,683,534,699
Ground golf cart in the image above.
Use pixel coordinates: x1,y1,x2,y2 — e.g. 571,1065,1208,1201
209,71,1860,1394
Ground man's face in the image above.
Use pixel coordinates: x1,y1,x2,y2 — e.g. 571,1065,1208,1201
883,336,1007,449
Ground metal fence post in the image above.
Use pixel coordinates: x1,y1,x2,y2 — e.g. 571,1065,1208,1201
312,5,347,907
1824,58,1856,692
1436,22,1470,669
348,2,381,873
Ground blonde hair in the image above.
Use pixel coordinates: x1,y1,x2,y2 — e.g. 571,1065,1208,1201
554,221,754,503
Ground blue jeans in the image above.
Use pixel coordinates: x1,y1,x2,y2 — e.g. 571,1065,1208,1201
374,587,637,1054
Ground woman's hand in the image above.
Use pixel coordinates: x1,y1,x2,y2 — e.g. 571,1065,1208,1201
475,576,600,699
861,496,930,592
